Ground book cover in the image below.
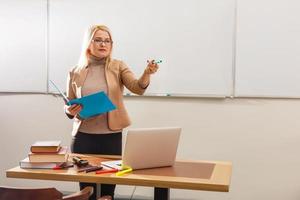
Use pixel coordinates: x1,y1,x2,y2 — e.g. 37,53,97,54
30,140,61,153
19,157,65,169
68,91,116,119
28,146,69,163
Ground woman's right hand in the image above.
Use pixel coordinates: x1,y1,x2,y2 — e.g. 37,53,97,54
65,104,82,117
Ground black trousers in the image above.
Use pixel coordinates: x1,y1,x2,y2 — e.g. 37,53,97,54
71,131,122,200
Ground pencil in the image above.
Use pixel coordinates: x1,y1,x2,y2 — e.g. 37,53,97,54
96,168,119,174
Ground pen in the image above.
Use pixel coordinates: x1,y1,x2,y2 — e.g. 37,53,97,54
85,166,103,173
116,168,133,176
52,163,74,170
96,168,119,174
77,165,103,173
49,80,70,103
147,60,162,64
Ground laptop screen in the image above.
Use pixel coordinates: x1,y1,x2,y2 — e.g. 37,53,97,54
122,127,181,170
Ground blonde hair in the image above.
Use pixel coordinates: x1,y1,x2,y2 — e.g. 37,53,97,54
77,25,113,69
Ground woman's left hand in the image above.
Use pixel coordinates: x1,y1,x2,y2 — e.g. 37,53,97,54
145,60,159,75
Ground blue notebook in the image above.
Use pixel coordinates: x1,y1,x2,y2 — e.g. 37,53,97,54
67,91,116,119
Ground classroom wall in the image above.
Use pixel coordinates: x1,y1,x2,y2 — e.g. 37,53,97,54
1,94,300,200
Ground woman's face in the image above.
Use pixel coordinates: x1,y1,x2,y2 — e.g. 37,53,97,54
88,29,112,59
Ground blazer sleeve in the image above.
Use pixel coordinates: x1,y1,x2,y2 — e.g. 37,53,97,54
64,69,76,119
119,61,147,95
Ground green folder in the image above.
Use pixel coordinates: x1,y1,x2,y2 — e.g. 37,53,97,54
67,91,116,119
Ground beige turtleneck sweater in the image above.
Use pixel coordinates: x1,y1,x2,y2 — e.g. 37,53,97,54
78,56,120,134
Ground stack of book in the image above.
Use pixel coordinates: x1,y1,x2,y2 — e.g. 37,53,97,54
20,141,69,169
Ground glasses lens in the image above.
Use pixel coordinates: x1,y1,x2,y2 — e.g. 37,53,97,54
93,39,111,45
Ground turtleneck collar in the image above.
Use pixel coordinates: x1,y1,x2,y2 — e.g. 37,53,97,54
88,54,106,66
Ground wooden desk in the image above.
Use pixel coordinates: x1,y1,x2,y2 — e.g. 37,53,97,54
6,155,232,200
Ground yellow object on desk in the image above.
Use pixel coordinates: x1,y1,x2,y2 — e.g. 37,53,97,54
116,167,132,176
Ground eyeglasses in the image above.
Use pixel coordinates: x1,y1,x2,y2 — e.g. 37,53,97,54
91,39,112,45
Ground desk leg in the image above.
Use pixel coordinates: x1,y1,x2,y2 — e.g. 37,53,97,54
154,187,170,200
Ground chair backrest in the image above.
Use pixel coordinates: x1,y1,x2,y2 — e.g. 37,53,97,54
63,186,93,200
0,186,62,200
0,186,93,200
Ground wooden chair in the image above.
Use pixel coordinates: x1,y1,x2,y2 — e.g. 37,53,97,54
0,186,93,200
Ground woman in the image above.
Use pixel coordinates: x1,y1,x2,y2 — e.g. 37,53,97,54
64,25,158,200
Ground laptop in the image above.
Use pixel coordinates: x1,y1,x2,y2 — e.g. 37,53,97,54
102,127,181,170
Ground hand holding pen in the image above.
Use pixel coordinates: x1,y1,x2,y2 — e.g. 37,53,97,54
65,104,82,117
49,80,82,117
145,60,161,75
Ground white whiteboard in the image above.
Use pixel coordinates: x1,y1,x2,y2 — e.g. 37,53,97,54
235,0,300,97
0,0,47,92
49,0,235,96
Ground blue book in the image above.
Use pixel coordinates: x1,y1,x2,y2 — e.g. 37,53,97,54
67,91,116,119
49,80,115,119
